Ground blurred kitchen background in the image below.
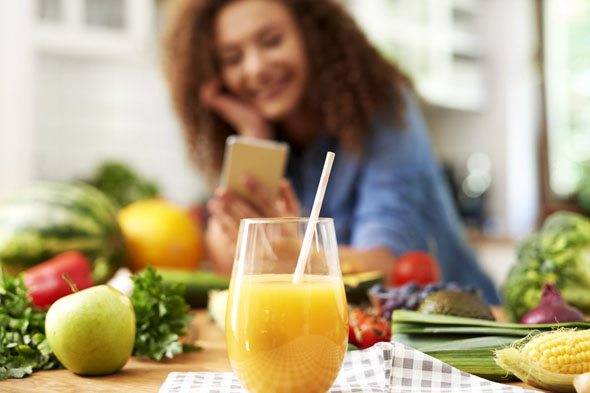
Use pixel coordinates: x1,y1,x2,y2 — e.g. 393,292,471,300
0,0,588,288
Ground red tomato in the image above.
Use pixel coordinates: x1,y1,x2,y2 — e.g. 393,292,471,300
390,251,441,287
348,323,359,347
348,308,391,349
359,328,383,349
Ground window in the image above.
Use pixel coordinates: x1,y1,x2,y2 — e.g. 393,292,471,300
84,0,125,30
543,0,590,202
38,0,63,23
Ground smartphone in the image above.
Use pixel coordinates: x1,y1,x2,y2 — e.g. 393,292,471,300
220,136,290,202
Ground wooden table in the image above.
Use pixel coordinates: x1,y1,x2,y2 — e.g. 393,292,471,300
3,311,546,393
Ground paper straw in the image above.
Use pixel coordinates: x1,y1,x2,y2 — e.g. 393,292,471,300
293,152,335,283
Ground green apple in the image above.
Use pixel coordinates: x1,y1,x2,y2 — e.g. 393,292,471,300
45,285,136,376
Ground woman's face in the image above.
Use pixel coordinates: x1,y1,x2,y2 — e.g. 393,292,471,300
214,0,309,121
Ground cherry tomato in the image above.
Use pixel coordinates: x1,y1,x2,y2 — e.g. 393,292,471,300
348,308,391,349
349,323,359,347
390,251,441,287
359,328,383,349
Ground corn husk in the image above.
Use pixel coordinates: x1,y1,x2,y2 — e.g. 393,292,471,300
495,330,589,393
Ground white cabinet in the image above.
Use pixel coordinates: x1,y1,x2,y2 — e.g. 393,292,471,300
35,0,156,59
346,0,485,111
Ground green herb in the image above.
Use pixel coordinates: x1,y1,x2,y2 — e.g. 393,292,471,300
0,271,62,380
130,266,195,361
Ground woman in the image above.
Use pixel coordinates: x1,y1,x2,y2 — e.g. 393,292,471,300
162,0,500,304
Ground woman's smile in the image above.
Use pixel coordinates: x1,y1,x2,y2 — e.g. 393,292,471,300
249,71,292,101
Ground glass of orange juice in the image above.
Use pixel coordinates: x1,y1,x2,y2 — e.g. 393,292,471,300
226,218,348,393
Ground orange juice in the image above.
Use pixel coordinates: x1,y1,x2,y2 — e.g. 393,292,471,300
226,274,348,393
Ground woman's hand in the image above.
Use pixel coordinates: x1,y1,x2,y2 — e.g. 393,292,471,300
205,177,300,274
200,79,272,139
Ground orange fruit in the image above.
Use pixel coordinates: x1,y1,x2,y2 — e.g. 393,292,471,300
117,199,202,271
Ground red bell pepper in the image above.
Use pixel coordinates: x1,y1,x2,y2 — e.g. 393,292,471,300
23,251,94,308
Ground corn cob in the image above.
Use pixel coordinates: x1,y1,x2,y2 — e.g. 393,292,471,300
495,329,590,393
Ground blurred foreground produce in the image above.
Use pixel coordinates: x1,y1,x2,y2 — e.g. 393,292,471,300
0,181,124,283
23,251,94,309
118,199,202,272
495,329,590,392
0,272,61,380
502,212,590,322
156,267,230,308
89,161,159,209
391,310,590,382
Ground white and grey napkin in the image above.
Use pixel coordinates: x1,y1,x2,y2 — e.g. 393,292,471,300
159,342,537,393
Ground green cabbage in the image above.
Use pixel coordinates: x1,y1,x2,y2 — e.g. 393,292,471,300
502,211,590,322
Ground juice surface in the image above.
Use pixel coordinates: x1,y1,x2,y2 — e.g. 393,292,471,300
226,274,348,393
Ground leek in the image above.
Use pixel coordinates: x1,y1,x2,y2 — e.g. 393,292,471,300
390,310,590,382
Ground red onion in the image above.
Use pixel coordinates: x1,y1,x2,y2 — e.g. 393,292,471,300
520,282,587,324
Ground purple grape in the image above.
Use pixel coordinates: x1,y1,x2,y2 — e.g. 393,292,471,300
383,310,392,321
400,282,419,295
387,288,401,295
384,296,404,311
405,295,421,310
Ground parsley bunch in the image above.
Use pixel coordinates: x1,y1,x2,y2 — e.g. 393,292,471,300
130,267,194,360
0,272,61,380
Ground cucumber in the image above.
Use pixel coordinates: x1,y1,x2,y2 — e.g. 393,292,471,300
155,268,230,308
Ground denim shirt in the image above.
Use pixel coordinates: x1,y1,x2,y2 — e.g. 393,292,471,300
285,93,500,304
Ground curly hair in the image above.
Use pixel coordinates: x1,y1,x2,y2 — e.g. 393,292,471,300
161,0,411,185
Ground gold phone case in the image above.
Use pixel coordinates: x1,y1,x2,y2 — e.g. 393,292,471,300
220,136,289,201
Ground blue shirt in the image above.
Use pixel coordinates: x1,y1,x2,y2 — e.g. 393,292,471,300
285,93,500,304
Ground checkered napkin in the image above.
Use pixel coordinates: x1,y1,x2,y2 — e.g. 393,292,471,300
159,342,538,393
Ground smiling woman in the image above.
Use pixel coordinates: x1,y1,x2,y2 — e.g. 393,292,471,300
161,0,500,304
213,0,309,122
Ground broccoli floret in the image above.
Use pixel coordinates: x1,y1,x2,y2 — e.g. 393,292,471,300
502,212,590,322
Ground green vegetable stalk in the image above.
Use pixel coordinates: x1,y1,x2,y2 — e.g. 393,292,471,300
391,310,590,382
0,271,61,379
130,267,195,361
502,212,590,322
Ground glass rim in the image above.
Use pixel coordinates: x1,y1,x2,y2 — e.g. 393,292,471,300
240,217,334,224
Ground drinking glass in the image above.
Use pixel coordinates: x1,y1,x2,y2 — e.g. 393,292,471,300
226,218,348,393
